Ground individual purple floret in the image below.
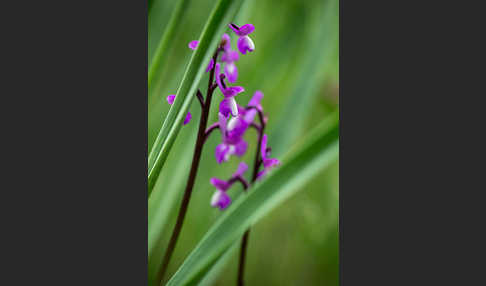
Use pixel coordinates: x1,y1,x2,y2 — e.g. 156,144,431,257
220,33,240,83
167,94,192,125
188,40,214,73
229,23,255,55
215,63,244,117
210,162,248,210
257,134,280,179
215,113,248,164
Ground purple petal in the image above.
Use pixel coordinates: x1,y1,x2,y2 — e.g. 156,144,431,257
210,177,230,191
227,117,248,143
183,112,192,125
256,170,266,180
244,91,264,123
210,190,231,210
238,24,255,36
219,98,233,118
167,94,176,105
188,40,199,50
224,62,238,83
263,158,280,168
237,36,255,54
234,139,248,157
260,134,268,159
248,90,263,108
205,58,215,72
234,162,248,177
222,86,244,98
221,50,239,62
218,112,228,137
221,33,231,50
215,143,230,164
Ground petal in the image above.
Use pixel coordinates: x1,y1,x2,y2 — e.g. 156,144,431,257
221,50,239,62
237,36,255,54
221,33,231,50
234,139,248,157
248,90,264,108
210,178,230,191
260,134,268,159
210,190,231,210
224,62,238,83
223,86,245,98
205,58,215,72
218,112,228,137
227,117,248,143
183,112,192,125
238,24,255,36
219,98,233,118
263,158,280,168
188,40,199,50
256,170,266,180
166,94,176,105
215,144,230,164
234,162,248,177
229,97,238,116
244,91,264,123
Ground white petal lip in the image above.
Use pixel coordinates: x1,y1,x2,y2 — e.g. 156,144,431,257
227,117,238,131
211,191,222,207
229,97,238,116
245,36,255,51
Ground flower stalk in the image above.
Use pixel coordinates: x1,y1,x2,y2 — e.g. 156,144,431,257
157,50,220,284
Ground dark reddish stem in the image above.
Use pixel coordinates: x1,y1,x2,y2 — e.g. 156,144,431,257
156,50,220,284
237,106,266,286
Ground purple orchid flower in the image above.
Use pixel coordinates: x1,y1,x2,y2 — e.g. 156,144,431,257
210,162,248,210
257,134,280,179
188,40,215,72
214,91,264,164
215,62,244,117
220,33,240,83
167,94,192,125
228,23,255,55
215,112,248,164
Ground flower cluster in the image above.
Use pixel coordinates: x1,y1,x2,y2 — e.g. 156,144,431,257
169,23,279,210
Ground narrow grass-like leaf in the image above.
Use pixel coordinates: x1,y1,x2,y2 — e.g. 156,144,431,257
166,111,339,285
148,0,191,93
148,0,246,194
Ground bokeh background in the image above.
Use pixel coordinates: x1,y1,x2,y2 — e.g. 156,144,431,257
148,0,338,284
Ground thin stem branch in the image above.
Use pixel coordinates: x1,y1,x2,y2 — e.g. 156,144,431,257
196,89,204,107
157,50,220,284
228,175,249,190
203,122,220,143
238,106,266,286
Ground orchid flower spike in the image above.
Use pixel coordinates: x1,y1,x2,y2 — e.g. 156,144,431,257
257,134,280,179
166,94,191,125
210,162,248,210
228,23,255,55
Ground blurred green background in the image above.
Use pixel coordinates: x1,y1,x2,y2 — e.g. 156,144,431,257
148,0,339,285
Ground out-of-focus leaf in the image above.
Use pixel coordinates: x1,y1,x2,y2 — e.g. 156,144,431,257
166,111,339,286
